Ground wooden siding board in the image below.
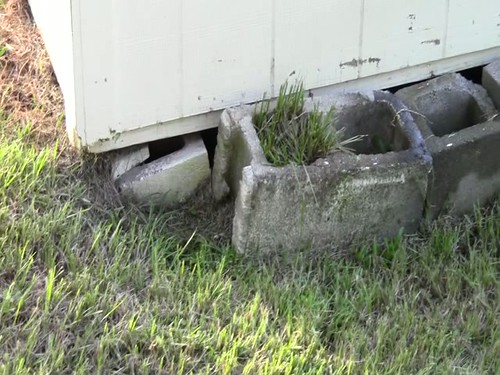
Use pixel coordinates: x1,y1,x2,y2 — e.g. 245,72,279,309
111,0,183,131
29,0,500,151
274,0,363,90
181,0,273,117
446,0,500,56
361,0,448,77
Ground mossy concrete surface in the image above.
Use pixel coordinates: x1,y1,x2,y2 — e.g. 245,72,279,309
482,59,500,109
396,73,499,219
213,91,432,254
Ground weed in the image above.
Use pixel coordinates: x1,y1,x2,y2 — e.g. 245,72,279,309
253,81,363,166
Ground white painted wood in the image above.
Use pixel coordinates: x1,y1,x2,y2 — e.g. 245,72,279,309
446,0,500,56
75,0,183,145
28,0,500,153
274,0,363,91
361,0,448,77
181,0,273,116
88,110,222,153
27,0,72,100
89,47,500,153
27,0,79,144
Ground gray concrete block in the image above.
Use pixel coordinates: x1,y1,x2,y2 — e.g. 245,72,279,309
396,73,500,219
483,59,500,110
111,144,150,180
117,134,210,205
213,91,432,254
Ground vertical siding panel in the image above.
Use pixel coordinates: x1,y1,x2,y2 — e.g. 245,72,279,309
80,0,183,143
78,0,113,143
446,0,500,57
274,0,363,90
57,0,500,149
270,0,277,97
28,0,79,141
361,0,447,78
110,0,182,130
181,0,273,116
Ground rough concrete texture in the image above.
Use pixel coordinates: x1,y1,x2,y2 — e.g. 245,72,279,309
483,59,500,109
212,91,432,254
111,144,150,180
117,134,210,205
396,73,500,219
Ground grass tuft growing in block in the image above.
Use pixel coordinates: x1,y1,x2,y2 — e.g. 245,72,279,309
253,81,363,166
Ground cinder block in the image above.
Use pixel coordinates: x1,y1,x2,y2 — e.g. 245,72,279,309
483,59,500,110
117,134,210,205
396,73,500,219
213,91,431,254
111,144,150,180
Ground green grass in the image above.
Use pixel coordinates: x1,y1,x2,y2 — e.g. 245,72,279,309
0,44,7,59
0,120,499,374
254,81,361,167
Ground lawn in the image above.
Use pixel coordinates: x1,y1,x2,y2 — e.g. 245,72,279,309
0,119,498,375
0,1,499,374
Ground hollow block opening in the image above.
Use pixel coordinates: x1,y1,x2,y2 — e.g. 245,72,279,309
415,90,486,137
339,101,410,155
201,128,219,169
458,65,484,85
144,136,185,164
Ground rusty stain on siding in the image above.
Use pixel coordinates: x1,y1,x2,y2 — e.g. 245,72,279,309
340,57,381,68
421,39,441,45
408,14,416,33
340,58,359,68
368,57,381,64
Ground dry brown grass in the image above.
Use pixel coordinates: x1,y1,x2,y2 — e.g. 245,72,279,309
0,0,64,147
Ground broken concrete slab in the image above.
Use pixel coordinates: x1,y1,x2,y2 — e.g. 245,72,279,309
117,134,210,205
111,144,150,180
213,91,432,254
396,73,499,219
482,59,500,109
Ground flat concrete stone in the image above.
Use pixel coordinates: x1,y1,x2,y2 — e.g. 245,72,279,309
117,134,210,205
483,59,500,110
213,91,432,254
396,73,500,219
111,144,150,180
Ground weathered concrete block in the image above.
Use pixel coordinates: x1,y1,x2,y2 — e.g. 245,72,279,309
213,91,431,254
111,144,150,180
483,59,500,109
117,134,210,205
396,73,500,219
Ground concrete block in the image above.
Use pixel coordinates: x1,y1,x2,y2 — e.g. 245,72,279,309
396,73,500,219
117,134,210,205
213,91,432,254
483,59,500,110
111,144,150,180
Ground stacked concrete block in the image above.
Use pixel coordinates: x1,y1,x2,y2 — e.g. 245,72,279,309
117,134,210,205
111,144,150,180
482,59,500,109
212,91,432,254
396,73,500,219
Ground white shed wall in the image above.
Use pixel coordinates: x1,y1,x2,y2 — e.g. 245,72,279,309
27,0,80,145
30,0,500,152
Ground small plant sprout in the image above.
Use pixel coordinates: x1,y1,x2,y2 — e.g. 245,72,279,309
253,80,364,166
